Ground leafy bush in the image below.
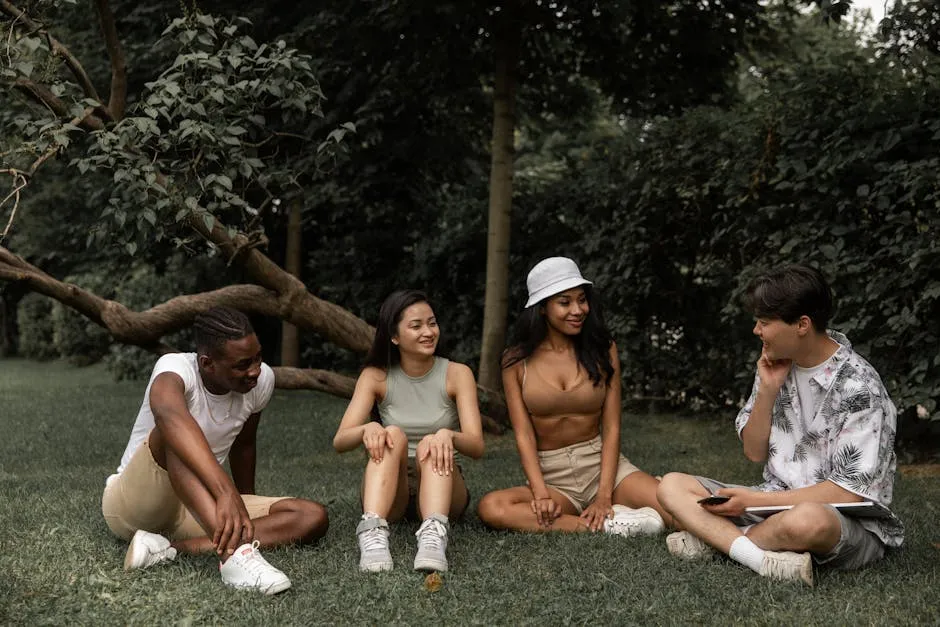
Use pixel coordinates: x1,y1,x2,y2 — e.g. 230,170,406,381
51,272,114,366
15,293,58,360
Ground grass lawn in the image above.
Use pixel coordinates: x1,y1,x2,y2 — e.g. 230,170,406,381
0,358,938,626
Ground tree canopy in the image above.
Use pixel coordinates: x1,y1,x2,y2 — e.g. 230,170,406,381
1,0,937,449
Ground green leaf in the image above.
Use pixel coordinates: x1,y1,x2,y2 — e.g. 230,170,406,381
203,213,216,232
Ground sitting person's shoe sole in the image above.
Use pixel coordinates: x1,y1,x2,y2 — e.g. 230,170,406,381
666,531,716,560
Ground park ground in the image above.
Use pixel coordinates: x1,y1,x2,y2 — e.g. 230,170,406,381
0,359,938,625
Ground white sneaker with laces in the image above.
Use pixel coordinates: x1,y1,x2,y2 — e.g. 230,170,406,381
666,531,716,560
219,541,292,595
759,550,814,586
357,516,393,572
413,514,449,572
604,505,665,537
124,530,178,571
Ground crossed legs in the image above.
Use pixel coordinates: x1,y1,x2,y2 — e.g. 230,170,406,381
656,472,841,554
477,470,673,532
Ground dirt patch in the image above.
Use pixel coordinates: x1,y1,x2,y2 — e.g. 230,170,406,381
898,464,940,478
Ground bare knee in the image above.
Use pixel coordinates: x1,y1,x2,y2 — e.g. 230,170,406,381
277,499,329,545
385,425,407,446
777,503,837,545
477,491,509,528
384,425,409,456
657,472,698,510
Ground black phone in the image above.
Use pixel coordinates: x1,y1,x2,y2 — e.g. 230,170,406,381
698,495,731,506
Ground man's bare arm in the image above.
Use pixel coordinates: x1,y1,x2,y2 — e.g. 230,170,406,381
229,412,260,495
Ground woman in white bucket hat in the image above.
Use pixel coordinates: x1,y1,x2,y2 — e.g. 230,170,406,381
477,257,672,536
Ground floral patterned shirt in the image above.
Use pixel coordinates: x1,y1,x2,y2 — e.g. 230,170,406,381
735,331,904,547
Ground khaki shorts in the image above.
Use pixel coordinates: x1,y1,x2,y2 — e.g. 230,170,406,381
102,434,289,541
538,435,640,513
695,476,885,570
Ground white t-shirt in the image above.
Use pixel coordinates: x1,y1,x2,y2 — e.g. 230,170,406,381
114,352,275,474
793,357,831,421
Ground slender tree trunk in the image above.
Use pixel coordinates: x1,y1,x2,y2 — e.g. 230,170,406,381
478,3,520,392
280,197,302,367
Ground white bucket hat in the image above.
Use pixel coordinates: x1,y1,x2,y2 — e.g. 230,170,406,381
525,257,592,308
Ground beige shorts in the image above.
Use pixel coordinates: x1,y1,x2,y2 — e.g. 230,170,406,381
102,434,289,541
538,435,640,513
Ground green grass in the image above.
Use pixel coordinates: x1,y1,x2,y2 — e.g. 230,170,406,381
1,358,938,626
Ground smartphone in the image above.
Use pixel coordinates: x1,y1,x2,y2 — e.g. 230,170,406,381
698,495,731,506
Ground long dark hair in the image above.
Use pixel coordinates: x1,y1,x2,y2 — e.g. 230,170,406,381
363,289,440,370
502,284,614,386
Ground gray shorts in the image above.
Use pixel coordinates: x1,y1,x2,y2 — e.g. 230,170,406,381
695,476,885,570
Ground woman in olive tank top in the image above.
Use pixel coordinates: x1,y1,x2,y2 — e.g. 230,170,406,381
333,290,484,574
477,257,674,536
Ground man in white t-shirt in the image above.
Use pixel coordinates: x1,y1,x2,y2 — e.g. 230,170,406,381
102,307,329,594
657,264,902,586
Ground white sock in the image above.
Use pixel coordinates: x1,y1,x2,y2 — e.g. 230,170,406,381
362,512,381,520
729,536,766,573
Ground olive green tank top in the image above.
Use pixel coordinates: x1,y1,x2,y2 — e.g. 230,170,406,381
378,357,459,458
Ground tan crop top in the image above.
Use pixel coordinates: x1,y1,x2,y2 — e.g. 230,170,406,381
521,359,606,420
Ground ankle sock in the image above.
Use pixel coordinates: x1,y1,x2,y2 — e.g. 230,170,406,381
729,536,765,573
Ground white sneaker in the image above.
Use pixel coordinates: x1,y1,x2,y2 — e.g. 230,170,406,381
666,531,716,560
124,530,178,571
413,514,449,572
759,550,814,586
219,541,292,595
604,505,665,537
357,516,393,573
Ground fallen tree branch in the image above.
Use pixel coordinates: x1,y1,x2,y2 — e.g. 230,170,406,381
0,244,508,431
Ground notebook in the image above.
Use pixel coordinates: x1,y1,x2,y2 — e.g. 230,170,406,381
744,501,892,519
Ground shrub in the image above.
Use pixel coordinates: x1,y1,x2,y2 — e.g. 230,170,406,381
16,293,58,360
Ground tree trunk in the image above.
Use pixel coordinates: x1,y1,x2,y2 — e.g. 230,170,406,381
478,2,520,393
280,197,303,367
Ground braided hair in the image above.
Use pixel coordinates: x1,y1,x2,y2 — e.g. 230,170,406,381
193,307,254,356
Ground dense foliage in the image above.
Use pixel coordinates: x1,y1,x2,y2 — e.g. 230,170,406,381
2,2,937,452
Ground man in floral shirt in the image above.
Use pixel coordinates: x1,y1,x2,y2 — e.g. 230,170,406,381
657,264,903,586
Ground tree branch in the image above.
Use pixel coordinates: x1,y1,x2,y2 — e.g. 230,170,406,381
93,0,126,120
185,211,377,354
0,244,509,430
0,169,26,243
0,1,105,108
13,77,105,130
